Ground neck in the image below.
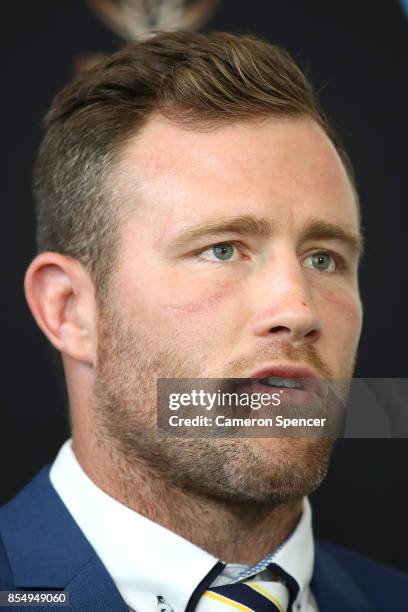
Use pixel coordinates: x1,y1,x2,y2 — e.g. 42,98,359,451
72,435,303,565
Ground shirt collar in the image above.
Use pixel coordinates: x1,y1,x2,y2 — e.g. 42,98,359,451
50,440,218,610
214,497,314,602
50,439,314,610
258,496,314,597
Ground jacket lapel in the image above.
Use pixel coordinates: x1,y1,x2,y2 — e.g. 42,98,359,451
64,555,130,611
312,542,378,612
0,466,128,611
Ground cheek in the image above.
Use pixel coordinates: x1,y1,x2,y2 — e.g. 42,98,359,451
323,287,361,317
153,277,246,365
320,286,363,343
159,278,241,315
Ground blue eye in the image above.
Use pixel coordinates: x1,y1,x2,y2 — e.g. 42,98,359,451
212,244,235,260
304,252,336,272
199,243,238,262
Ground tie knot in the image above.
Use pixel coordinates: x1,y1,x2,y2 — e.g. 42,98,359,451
186,561,299,612
197,578,290,611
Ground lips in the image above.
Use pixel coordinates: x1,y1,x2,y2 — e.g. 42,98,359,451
234,365,324,399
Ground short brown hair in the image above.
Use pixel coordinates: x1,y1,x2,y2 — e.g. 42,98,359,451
34,30,355,301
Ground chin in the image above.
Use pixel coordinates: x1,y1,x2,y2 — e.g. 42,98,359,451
225,437,334,501
172,436,335,507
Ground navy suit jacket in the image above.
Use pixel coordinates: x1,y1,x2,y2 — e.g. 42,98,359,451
0,466,407,611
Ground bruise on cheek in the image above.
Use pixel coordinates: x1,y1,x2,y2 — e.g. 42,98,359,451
322,287,362,321
159,280,238,314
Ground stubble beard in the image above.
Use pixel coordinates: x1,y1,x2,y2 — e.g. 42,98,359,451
93,304,351,509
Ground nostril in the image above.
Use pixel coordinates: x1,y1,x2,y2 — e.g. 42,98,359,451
269,325,290,334
305,328,320,341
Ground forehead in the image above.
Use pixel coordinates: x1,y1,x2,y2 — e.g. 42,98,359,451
117,115,359,231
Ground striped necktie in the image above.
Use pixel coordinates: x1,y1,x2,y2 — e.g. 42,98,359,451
187,561,299,612
196,577,290,611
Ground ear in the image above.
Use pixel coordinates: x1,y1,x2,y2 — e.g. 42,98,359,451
24,252,97,366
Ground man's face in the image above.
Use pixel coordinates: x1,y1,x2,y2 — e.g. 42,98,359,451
94,116,363,504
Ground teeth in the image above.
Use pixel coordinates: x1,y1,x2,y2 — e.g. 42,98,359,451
263,377,303,389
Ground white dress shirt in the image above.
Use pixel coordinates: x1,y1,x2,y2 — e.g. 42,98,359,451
50,440,318,611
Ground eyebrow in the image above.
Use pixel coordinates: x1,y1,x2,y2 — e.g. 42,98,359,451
168,215,273,247
167,213,364,258
299,218,364,258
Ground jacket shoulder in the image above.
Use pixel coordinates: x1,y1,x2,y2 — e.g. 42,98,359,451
0,466,97,589
0,467,129,610
318,541,408,604
0,529,13,588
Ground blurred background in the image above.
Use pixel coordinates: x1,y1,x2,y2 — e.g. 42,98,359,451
1,0,407,571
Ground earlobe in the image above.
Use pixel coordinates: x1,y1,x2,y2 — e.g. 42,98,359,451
24,253,96,366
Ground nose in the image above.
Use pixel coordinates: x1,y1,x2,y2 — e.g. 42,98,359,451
249,255,322,344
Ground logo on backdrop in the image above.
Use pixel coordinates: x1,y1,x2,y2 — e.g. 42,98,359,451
75,0,221,74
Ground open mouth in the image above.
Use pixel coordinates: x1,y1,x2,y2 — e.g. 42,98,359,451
232,366,325,407
254,376,305,390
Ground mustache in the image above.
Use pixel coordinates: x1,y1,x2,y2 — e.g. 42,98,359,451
223,339,334,379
